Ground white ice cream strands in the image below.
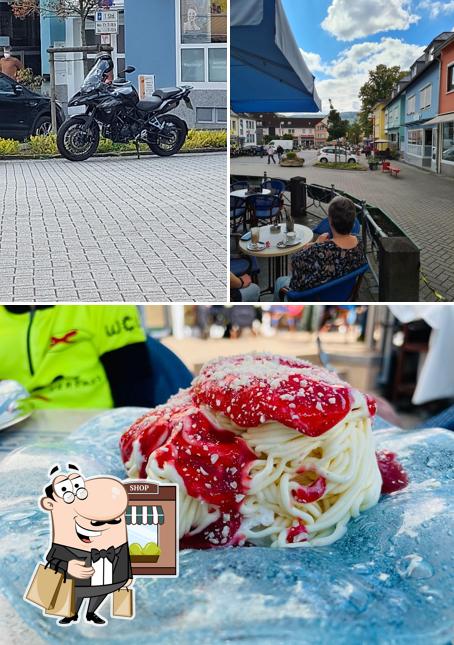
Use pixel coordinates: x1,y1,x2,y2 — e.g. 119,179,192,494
122,353,383,548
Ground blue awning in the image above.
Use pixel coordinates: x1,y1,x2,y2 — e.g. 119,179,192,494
231,0,321,114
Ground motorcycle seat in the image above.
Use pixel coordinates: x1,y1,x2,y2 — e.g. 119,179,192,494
153,87,181,100
137,97,163,111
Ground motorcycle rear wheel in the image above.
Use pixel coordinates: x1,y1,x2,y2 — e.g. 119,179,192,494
57,117,100,162
148,115,187,157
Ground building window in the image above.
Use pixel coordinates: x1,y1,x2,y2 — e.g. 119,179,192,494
177,0,227,88
420,84,432,110
407,128,423,156
442,121,454,164
407,95,416,115
448,64,454,93
216,108,227,123
197,107,214,123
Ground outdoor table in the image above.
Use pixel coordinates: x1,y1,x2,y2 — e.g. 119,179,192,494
239,223,313,295
230,188,271,198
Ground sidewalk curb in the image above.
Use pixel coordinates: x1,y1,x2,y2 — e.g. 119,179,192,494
0,147,227,161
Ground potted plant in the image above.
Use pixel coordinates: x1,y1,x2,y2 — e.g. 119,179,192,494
368,157,380,170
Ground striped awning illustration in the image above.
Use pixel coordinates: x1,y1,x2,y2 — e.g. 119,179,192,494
126,505,164,525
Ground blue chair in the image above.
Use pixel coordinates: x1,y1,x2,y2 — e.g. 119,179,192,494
261,179,287,196
313,216,361,237
281,264,369,302
231,255,260,278
230,195,246,233
230,181,249,192
146,336,193,407
248,193,281,226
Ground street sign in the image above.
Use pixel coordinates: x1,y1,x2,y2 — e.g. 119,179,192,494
95,10,118,34
0,37,10,47
100,34,111,45
138,74,156,100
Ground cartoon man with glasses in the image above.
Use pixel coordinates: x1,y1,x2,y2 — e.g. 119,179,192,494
40,464,133,625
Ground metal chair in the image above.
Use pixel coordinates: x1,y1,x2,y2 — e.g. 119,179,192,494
261,179,287,196
280,264,369,302
247,193,281,226
230,255,260,280
230,195,247,233
230,181,249,192
313,216,361,237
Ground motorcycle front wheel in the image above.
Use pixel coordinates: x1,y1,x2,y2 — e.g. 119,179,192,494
148,115,187,157
57,117,100,162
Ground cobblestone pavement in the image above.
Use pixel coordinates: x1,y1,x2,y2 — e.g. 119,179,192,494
0,152,227,302
232,154,454,301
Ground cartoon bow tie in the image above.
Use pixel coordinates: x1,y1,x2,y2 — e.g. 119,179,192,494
91,546,115,563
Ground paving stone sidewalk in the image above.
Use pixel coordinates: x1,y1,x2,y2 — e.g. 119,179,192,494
232,154,454,302
0,152,227,302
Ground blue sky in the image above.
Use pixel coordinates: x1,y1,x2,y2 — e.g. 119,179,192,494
281,0,454,112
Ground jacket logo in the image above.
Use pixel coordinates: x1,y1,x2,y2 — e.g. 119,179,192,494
50,330,78,347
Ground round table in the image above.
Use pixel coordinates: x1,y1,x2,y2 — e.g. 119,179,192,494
239,223,314,295
230,188,271,198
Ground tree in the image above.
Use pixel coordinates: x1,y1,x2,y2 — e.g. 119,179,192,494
327,100,348,160
347,120,362,145
358,64,408,136
12,0,100,70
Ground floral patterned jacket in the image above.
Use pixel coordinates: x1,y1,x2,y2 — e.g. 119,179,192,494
289,240,366,292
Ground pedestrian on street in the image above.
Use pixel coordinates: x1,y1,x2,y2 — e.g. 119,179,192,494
276,144,284,161
267,144,276,165
0,46,23,80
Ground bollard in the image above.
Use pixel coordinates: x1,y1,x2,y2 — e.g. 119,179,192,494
378,237,420,301
289,176,307,220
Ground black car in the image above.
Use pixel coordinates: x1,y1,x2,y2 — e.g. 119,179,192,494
0,72,63,140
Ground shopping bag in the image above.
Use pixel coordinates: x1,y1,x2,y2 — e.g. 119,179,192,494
112,588,134,618
44,576,75,617
24,563,63,611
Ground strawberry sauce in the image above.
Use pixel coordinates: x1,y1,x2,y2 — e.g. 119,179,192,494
376,450,409,494
192,354,364,436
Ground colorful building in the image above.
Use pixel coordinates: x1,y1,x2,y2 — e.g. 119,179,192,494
259,114,324,148
314,117,329,148
402,33,452,170
230,111,257,147
427,32,454,177
384,77,410,151
39,0,227,129
371,100,387,148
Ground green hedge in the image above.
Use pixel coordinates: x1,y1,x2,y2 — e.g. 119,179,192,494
0,128,226,158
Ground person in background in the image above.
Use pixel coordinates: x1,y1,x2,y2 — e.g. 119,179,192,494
0,305,155,409
276,144,284,161
274,196,366,300
267,144,276,165
0,46,23,80
230,272,260,302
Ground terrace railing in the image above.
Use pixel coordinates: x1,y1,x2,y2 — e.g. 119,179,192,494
231,172,421,302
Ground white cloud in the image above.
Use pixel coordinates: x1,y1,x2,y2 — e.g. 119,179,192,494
418,1,454,18
301,37,425,112
299,49,327,74
322,0,420,41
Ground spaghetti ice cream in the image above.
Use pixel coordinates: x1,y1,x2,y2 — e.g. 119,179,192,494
120,354,407,549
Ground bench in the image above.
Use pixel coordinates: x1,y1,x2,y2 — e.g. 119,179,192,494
382,161,391,172
389,166,400,177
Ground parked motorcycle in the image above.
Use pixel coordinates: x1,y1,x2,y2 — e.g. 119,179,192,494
57,53,193,162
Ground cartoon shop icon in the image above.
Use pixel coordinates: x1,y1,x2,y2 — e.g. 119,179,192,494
25,464,134,626
124,480,179,577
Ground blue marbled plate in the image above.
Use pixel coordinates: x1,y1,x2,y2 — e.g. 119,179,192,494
0,409,453,645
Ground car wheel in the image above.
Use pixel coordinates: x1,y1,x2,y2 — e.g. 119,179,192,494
34,115,53,136
348,158,356,164
319,157,328,163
